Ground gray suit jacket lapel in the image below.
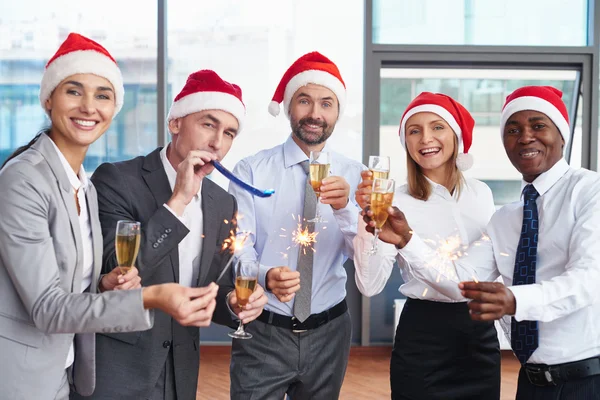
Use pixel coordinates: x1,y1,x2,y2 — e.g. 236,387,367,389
197,181,217,286
142,149,180,283
32,134,83,292
86,184,102,294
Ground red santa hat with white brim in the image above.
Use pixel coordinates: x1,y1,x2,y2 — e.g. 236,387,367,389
39,32,124,117
500,85,570,145
399,92,475,171
268,51,346,119
167,69,245,131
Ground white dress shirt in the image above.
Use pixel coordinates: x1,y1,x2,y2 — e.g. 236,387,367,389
399,158,600,365
48,139,94,369
160,145,203,288
354,177,495,301
230,135,365,316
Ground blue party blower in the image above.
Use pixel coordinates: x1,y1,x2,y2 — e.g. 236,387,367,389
212,160,275,198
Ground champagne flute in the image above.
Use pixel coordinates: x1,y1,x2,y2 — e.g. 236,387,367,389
115,220,141,274
229,259,259,339
368,155,390,179
308,151,330,223
365,178,395,255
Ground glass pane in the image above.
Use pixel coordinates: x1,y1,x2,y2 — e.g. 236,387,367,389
0,1,157,171
168,0,364,191
373,0,588,46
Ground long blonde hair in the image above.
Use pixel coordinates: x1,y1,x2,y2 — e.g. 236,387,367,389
406,135,464,201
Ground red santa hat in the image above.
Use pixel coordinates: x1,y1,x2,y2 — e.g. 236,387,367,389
39,32,124,117
268,51,346,118
399,92,475,171
501,86,570,145
167,69,245,131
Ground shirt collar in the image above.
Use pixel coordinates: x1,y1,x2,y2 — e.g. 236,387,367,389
283,134,331,168
47,136,88,191
160,144,202,196
424,175,456,200
521,158,570,198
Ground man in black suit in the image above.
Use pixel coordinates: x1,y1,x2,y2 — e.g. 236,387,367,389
74,70,267,400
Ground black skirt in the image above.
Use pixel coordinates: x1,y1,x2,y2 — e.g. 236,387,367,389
390,298,501,400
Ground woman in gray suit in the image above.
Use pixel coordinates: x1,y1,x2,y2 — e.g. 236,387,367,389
0,33,220,400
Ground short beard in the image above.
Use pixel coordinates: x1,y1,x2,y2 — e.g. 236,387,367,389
291,116,335,145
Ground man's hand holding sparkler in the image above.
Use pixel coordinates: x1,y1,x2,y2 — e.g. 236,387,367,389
459,281,516,321
227,284,269,324
362,206,413,249
265,267,301,303
320,176,351,210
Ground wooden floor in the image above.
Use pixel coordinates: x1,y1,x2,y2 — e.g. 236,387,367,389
197,346,520,399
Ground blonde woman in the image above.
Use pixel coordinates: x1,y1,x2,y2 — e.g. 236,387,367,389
0,33,219,399
354,92,500,400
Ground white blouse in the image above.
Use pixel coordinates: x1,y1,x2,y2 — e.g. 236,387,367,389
353,177,495,302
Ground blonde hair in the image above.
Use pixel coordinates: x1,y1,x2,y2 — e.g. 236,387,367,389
406,135,464,201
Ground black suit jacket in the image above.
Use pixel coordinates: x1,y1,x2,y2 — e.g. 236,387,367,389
74,148,237,400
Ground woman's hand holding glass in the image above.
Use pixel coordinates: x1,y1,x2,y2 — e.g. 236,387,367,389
363,178,396,255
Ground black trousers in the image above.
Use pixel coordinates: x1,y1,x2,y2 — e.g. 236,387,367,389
516,366,600,399
390,298,501,400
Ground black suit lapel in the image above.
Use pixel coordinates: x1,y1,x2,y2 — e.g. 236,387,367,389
142,148,180,283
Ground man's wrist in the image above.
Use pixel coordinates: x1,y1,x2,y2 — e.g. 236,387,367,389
394,231,413,249
331,197,349,210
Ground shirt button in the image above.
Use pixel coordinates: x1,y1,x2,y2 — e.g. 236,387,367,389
165,228,172,233
153,243,159,249
162,340,171,348
161,234,167,238
157,238,164,243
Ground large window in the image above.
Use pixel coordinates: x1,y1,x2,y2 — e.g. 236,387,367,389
379,68,581,206
0,0,158,170
168,0,365,189
373,0,589,46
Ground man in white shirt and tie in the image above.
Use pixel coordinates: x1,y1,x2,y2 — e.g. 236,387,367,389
366,86,600,399
228,52,365,400
76,70,267,400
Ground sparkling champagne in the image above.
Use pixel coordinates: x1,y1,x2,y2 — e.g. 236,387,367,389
370,192,394,229
115,233,140,274
235,276,257,308
370,169,389,180
309,163,330,197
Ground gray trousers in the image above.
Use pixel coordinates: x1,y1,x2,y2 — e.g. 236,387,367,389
230,311,352,400
148,349,177,400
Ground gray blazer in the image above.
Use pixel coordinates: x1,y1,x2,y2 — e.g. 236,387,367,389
72,148,237,400
0,133,153,400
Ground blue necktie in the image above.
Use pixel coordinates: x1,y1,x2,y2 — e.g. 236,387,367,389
511,184,540,364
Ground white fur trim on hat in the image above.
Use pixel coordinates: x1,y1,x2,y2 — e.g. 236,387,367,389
500,96,570,145
167,91,246,132
456,153,474,171
39,50,124,117
399,104,465,154
282,69,346,118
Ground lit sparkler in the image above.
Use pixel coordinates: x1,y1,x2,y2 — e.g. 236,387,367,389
292,223,319,255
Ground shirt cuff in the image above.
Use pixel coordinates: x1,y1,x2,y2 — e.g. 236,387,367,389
397,233,431,265
163,203,185,223
257,262,271,290
508,284,544,321
332,199,359,229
